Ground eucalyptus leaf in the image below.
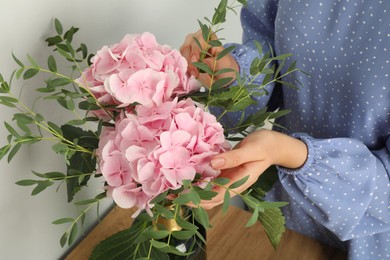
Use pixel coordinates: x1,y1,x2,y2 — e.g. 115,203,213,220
7,142,22,162
4,122,20,138
48,55,57,72
23,68,39,80
31,180,54,195
12,53,24,67
0,145,11,160
229,175,249,189
222,189,230,214
68,223,78,245
46,36,63,46
193,207,209,229
60,232,68,248
15,179,37,186
54,18,63,35
27,54,39,68
52,217,74,225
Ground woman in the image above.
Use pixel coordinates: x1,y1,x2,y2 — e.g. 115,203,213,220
180,1,390,259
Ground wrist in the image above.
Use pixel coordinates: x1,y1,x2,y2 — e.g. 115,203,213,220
270,131,308,169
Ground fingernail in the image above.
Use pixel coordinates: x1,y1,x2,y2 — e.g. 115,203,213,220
211,158,225,168
191,55,197,62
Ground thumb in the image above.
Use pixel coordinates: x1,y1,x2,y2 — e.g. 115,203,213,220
210,147,260,170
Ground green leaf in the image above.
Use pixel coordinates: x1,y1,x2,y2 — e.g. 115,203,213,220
258,207,286,249
54,18,63,35
79,43,88,59
175,216,199,231
149,190,168,204
23,68,39,80
213,177,230,186
15,179,37,186
36,87,55,93
52,143,69,155
47,77,72,88
4,122,20,137
214,67,235,76
35,113,44,122
173,192,195,205
7,142,22,162
68,223,78,245
229,175,249,189
90,220,169,260
13,113,33,124
45,35,63,46
0,96,18,103
56,47,73,60
193,207,209,228
268,109,291,120
67,119,85,126
0,100,16,107
15,68,24,80
31,180,54,195
216,45,235,60
47,121,63,136
222,189,230,214
0,145,11,160
60,232,68,248
0,81,10,93
153,204,175,219
197,189,217,201
27,54,39,68
0,73,3,82
12,53,24,67
74,199,97,206
52,218,74,225
192,61,213,75
47,55,57,72
245,208,259,227
211,77,233,89
171,230,196,240
32,171,66,179
64,26,79,43
151,240,193,256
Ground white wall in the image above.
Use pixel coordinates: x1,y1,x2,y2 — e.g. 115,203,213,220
0,1,242,259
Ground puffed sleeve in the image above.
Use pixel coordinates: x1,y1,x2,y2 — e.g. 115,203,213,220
212,0,282,129
277,133,390,241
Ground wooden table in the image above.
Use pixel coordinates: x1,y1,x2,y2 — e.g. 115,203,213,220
65,205,347,260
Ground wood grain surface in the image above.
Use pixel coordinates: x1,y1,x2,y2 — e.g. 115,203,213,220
65,205,347,260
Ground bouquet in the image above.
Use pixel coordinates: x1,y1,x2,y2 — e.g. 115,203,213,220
0,0,302,258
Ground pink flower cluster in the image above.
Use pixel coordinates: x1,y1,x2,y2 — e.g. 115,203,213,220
78,32,200,117
98,98,230,215
82,33,231,215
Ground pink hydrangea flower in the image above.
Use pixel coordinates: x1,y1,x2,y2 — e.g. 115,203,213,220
97,97,231,213
77,32,201,118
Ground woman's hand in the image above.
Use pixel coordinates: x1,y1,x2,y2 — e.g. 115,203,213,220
179,29,239,87
201,129,308,210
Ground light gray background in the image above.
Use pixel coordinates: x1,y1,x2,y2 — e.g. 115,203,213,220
0,1,242,259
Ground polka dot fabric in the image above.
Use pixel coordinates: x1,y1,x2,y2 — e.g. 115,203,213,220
223,1,390,259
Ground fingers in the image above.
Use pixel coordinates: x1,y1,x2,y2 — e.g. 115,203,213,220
200,161,268,210
211,146,263,170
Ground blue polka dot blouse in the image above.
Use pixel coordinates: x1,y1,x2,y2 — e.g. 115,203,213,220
223,1,390,259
